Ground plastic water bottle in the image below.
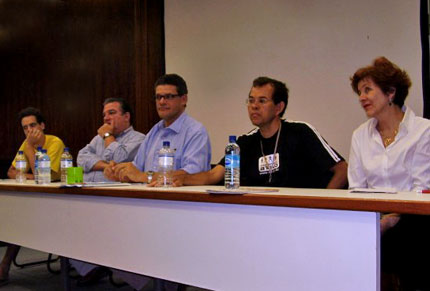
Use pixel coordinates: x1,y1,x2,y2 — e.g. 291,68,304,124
34,146,43,184
225,135,240,189
157,141,175,187
15,151,27,184
60,147,73,183
38,149,51,185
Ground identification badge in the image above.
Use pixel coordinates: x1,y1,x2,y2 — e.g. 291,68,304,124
258,153,279,174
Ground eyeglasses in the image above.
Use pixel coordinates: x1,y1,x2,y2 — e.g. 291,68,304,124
246,97,273,106
154,94,181,101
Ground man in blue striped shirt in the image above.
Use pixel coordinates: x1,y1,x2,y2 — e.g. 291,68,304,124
105,74,212,184
99,74,212,291
77,98,145,182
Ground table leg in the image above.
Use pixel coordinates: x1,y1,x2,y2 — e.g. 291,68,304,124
60,257,71,291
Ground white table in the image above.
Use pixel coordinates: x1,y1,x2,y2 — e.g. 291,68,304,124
1,181,429,290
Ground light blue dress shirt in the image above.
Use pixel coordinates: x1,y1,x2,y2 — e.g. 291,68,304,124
133,112,211,174
78,126,145,182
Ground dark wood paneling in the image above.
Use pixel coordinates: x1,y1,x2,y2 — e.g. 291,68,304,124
0,0,164,173
134,0,165,132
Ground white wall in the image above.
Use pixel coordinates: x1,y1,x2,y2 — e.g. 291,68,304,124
165,0,422,162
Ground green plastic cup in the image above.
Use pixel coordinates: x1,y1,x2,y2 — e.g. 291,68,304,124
67,167,83,184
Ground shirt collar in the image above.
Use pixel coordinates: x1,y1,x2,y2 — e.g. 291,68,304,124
369,105,412,138
117,126,133,138
400,105,412,125
398,106,413,136
158,112,187,134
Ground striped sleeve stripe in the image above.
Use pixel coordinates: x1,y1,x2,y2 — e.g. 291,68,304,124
288,120,342,163
246,127,259,136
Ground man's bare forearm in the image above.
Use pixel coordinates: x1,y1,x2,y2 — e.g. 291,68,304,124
7,166,34,180
23,146,36,175
182,165,225,186
327,161,348,189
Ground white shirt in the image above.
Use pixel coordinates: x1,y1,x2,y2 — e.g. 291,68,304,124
348,106,430,191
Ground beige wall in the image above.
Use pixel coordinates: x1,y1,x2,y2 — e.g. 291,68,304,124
165,0,422,162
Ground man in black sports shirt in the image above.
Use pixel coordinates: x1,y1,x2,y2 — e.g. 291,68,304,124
173,76,347,188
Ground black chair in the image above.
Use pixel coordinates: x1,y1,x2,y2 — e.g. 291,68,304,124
13,251,60,274
0,242,60,275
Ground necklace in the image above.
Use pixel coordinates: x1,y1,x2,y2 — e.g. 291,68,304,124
260,122,282,184
379,128,398,147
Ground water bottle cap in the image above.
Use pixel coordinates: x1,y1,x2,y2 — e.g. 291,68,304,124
18,151,24,155
64,147,69,152
163,141,170,147
42,149,47,153
37,146,42,151
229,135,236,143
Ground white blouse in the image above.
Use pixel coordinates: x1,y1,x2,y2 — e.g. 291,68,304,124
348,106,430,191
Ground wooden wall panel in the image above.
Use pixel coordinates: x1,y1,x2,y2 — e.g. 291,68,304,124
0,0,164,178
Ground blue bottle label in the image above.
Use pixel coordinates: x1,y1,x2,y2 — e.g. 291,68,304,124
225,154,240,168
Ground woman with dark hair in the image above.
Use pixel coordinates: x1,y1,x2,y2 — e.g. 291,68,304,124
349,57,430,290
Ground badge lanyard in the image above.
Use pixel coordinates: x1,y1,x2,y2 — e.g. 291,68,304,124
260,122,281,184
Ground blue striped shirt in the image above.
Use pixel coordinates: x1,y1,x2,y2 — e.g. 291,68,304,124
133,112,211,174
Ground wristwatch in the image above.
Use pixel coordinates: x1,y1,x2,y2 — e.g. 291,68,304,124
103,132,112,139
146,171,154,184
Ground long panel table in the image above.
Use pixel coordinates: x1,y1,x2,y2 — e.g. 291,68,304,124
1,180,430,291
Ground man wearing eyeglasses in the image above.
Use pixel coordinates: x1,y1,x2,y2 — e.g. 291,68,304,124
75,98,145,183
1,107,65,286
74,83,206,289
99,74,211,291
174,76,347,189
104,73,212,185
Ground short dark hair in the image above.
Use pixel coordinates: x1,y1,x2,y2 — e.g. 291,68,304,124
350,57,412,107
18,107,45,125
154,74,188,96
103,97,134,124
252,77,289,117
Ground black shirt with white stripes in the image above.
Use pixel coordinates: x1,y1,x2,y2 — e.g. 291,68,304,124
219,120,344,188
